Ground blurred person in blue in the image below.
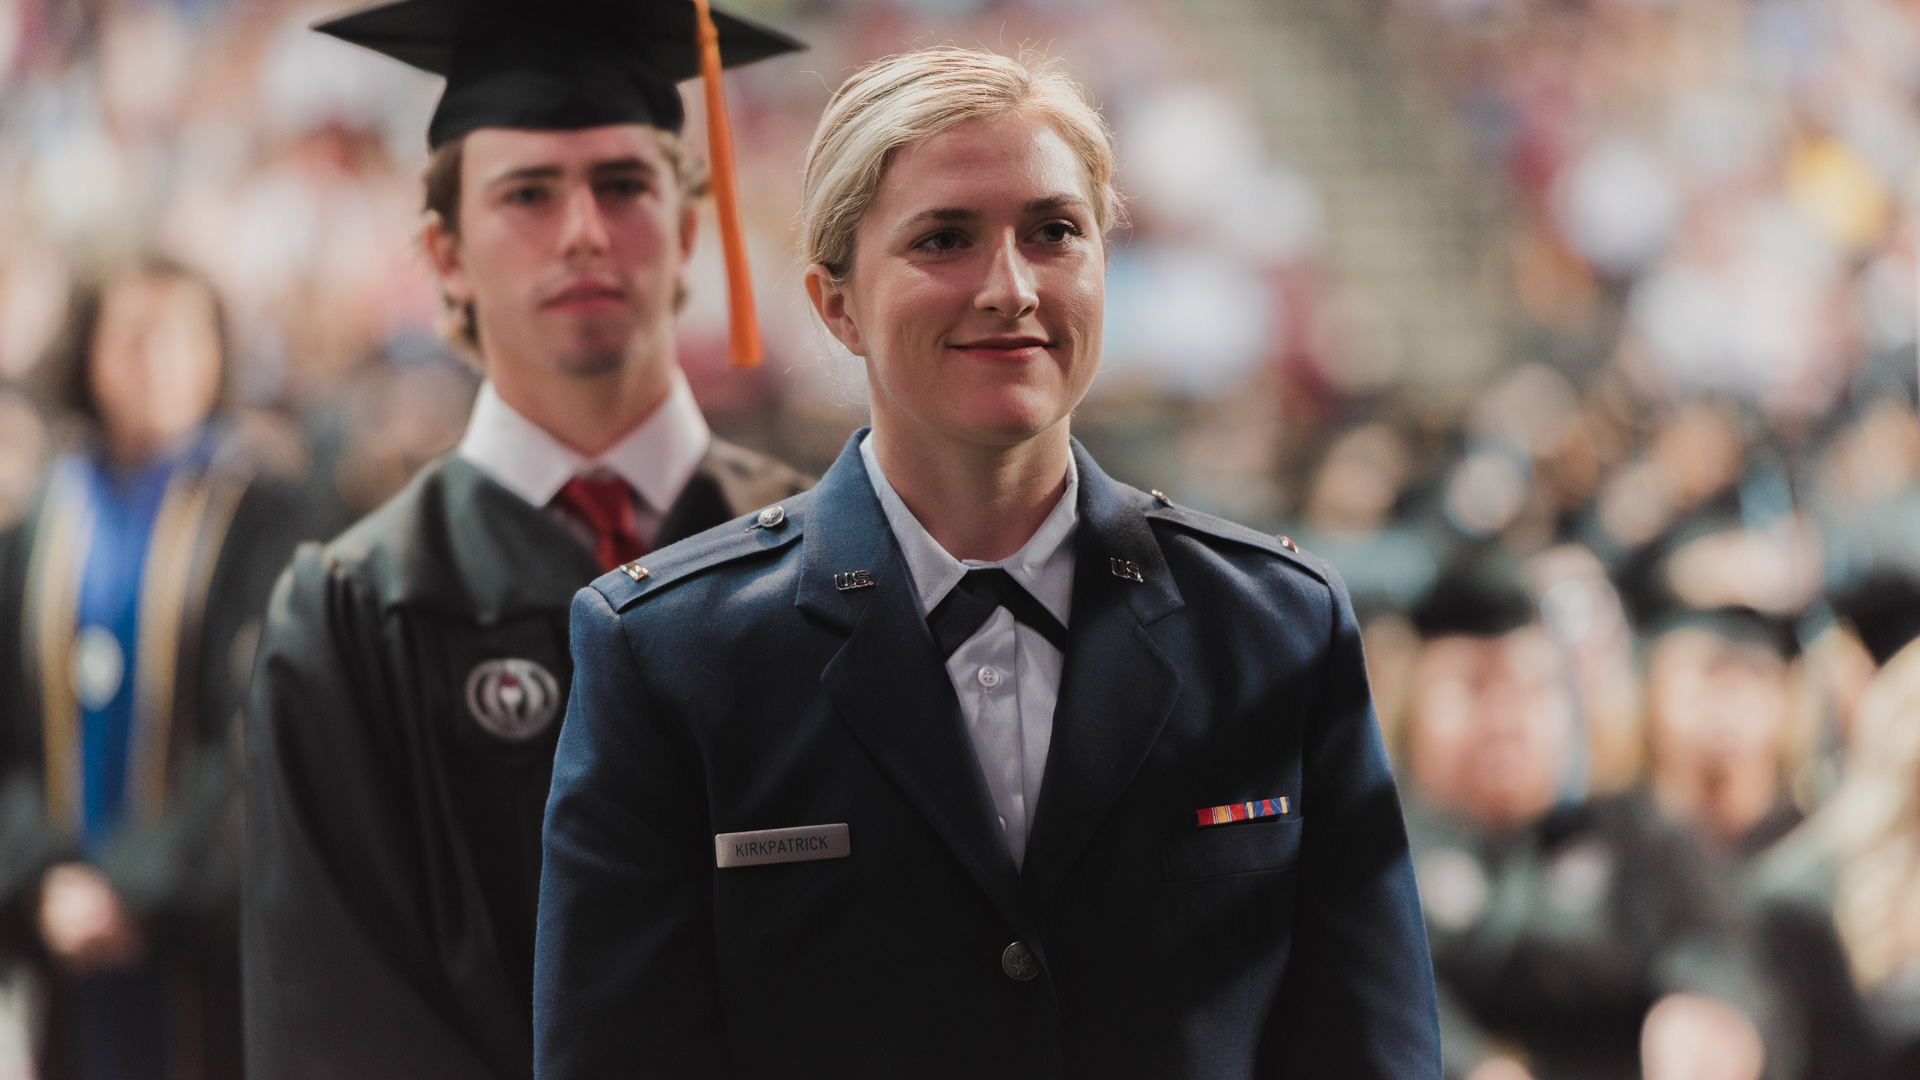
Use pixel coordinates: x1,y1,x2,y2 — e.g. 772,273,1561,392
0,258,314,1080
242,1,810,1077
1399,546,1769,1080
535,46,1440,1080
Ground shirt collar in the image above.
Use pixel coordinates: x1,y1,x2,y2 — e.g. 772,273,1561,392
859,431,1078,625
456,374,711,511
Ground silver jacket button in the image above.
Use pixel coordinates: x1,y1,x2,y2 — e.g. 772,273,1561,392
756,505,786,528
1002,941,1040,981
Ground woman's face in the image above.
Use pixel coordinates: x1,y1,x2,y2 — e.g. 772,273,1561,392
809,108,1105,449
89,273,222,462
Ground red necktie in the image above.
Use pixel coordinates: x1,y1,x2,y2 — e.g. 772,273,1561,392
552,474,647,572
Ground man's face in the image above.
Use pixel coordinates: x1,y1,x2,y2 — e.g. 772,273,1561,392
429,124,692,381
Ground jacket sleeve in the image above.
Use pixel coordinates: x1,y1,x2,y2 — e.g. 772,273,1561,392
534,586,725,1080
243,546,504,1080
1260,570,1442,1078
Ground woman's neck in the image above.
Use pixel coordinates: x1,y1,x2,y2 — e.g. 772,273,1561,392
869,415,1072,563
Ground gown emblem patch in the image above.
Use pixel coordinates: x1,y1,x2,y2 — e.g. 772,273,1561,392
464,658,561,741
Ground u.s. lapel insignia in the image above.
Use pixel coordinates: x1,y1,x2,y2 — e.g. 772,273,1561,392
1109,557,1144,583
465,658,561,741
833,570,875,591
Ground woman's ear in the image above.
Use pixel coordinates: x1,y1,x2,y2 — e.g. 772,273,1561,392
804,264,865,357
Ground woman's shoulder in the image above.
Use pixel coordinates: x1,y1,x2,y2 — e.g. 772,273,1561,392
587,488,814,620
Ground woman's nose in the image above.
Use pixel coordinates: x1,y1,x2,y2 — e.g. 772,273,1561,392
974,232,1038,318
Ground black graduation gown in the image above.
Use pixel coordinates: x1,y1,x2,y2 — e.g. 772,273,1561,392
243,441,810,1080
0,433,316,1080
1749,828,1912,1080
1408,791,1768,1080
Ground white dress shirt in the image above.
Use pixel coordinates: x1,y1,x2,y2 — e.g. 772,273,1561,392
860,433,1078,868
456,375,711,548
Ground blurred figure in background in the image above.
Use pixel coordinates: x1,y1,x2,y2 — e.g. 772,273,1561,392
1642,608,1803,862
1400,548,1765,1080
1751,629,1920,1080
0,258,313,1079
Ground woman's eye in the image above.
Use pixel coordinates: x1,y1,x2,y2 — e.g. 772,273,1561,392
917,230,964,253
1035,221,1081,244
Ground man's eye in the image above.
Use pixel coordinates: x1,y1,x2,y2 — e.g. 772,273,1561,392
598,178,649,199
504,186,549,207
916,230,965,253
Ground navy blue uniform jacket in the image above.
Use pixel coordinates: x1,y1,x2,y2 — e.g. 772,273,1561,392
536,433,1440,1079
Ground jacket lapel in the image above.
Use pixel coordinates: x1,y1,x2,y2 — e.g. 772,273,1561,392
1021,443,1185,911
440,456,601,625
799,434,1037,940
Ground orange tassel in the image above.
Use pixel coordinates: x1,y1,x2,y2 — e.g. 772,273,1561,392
692,0,762,368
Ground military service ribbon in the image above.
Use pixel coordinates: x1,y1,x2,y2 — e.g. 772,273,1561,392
1195,798,1288,827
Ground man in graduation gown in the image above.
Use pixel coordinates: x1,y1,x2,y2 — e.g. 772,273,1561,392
242,4,808,1077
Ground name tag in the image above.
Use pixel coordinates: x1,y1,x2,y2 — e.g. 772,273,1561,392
715,823,851,868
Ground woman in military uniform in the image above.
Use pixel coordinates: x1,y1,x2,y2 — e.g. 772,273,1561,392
536,47,1439,1080
0,258,313,1079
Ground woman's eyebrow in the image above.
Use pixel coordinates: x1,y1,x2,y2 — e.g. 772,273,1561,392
899,207,976,230
1026,193,1090,213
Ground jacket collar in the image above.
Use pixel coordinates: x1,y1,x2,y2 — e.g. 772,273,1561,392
353,455,601,627
802,431,1188,931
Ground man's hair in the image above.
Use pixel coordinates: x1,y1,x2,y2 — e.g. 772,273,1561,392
36,256,231,424
423,128,710,354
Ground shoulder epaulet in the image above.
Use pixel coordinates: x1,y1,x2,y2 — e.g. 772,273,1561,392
593,494,808,613
1141,491,1328,584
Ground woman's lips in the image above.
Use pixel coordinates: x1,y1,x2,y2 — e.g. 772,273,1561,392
951,338,1051,361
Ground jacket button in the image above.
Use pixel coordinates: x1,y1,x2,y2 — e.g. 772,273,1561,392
756,505,786,528
1001,941,1040,981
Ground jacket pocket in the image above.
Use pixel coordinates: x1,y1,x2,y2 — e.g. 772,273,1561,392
1162,819,1302,882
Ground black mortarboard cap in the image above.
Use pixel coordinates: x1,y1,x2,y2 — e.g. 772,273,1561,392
1411,545,1536,640
1830,571,1920,666
313,0,805,148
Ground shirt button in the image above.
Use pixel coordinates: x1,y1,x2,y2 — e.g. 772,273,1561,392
1002,941,1040,981
976,665,1002,689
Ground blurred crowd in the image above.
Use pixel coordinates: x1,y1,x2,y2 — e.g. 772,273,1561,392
4,0,1920,1076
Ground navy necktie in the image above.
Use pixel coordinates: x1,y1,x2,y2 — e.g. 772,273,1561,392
926,568,1069,659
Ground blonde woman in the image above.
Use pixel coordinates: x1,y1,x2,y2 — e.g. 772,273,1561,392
535,48,1440,1078
1751,636,1920,1080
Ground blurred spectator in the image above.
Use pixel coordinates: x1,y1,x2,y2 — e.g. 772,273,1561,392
1401,548,1767,1080
1752,632,1920,1080
1641,610,1804,859
0,258,315,1079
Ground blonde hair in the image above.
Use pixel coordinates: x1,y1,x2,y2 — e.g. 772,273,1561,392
1821,637,1920,987
801,47,1122,285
